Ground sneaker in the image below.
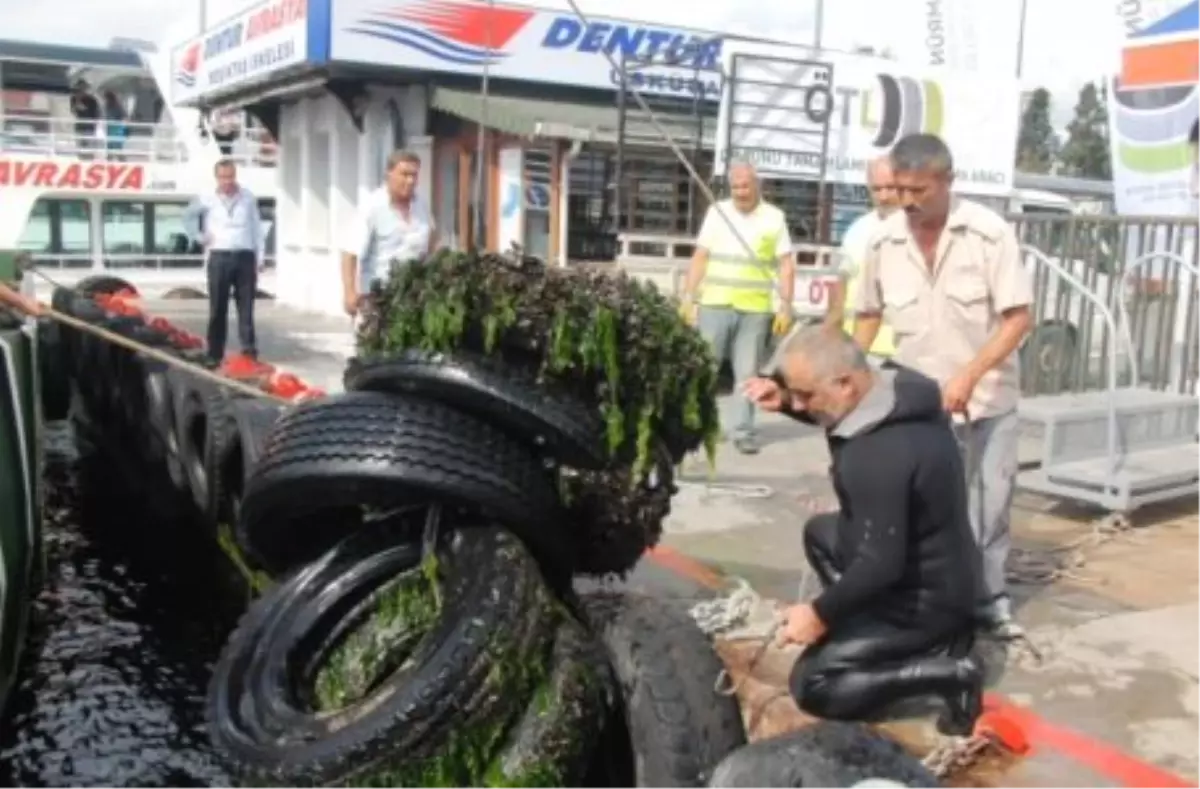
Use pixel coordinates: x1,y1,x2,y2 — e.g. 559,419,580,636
733,435,760,455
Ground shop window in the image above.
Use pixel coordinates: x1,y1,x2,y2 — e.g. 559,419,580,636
523,149,553,260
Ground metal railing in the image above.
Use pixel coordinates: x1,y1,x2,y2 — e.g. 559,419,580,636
1013,214,1199,396
614,232,841,320
0,111,277,167
613,213,1200,396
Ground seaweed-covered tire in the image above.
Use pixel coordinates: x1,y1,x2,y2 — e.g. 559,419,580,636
75,275,137,297
490,616,616,786
238,391,568,578
706,723,940,788
206,520,558,786
176,383,238,521
211,399,284,529
345,350,608,469
581,592,747,787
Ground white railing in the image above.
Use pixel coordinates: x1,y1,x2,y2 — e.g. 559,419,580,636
28,253,277,271
0,111,277,168
614,231,842,319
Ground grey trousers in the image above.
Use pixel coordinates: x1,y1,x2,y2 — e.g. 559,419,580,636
697,306,773,438
953,409,1020,617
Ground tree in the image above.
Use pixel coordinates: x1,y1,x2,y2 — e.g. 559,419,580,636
1058,82,1112,180
1015,87,1058,174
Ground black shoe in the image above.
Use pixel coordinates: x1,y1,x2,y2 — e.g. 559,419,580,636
202,355,223,370
935,656,984,736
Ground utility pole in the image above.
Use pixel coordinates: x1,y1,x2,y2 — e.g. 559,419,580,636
812,0,825,52
1014,0,1029,78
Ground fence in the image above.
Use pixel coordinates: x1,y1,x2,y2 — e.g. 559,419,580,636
1,111,277,168
615,213,1200,396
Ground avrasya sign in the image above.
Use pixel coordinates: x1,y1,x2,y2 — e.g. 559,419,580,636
713,40,1019,195
0,159,145,191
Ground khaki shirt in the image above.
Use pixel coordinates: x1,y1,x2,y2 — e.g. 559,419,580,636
854,198,1033,418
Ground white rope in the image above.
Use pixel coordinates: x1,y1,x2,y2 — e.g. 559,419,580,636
689,578,783,696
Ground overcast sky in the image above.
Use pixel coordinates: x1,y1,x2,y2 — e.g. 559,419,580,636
0,0,1124,127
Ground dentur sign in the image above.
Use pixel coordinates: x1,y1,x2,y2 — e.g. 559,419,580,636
0,159,146,191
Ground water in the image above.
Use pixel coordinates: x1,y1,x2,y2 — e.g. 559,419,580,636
0,424,239,787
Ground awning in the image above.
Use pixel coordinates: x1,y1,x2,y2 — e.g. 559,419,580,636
430,86,714,147
1120,1,1199,89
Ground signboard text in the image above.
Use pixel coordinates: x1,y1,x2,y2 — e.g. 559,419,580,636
0,160,145,191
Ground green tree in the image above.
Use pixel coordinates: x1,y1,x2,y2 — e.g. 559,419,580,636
1015,87,1057,174
1058,82,1112,180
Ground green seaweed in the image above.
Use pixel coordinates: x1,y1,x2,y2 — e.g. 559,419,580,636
313,555,443,711
358,251,721,484
215,522,271,595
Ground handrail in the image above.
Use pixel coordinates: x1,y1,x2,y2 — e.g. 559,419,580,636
0,111,277,167
1116,251,1200,388
1021,245,1124,479
27,253,277,271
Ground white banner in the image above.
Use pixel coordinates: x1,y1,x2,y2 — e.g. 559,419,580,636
713,42,1020,195
1108,0,1198,216
882,0,1024,76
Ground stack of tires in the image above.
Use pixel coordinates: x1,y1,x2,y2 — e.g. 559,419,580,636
42,276,288,542
206,360,749,786
40,282,751,787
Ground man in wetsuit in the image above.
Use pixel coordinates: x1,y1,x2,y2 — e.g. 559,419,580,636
744,325,983,733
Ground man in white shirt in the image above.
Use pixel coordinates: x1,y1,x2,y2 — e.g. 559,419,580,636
184,158,264,366
826,156,899,363
341,150,438,325
681,160,795,454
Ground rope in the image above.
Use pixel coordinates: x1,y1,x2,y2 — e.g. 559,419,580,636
688,578,783,696
675,478,775,499
921,733,994,779
28,268,286,403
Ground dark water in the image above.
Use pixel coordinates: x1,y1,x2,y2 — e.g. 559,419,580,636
0,424,239,787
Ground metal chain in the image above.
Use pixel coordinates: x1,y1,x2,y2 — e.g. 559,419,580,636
689,578,783,696
921,734,994,779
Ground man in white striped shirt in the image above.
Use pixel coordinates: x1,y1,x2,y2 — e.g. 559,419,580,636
184,158,265,366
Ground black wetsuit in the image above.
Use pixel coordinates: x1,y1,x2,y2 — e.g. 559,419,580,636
781,364,982,726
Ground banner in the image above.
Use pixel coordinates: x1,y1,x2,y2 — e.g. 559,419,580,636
712,42,1020,195
882,0,1024,76
1108,0,1198,216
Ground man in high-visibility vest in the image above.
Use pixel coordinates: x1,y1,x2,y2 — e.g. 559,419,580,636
681,160,795,455
826,156,899,363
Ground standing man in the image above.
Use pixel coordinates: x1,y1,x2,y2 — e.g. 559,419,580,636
184,158,265,367
69,80,101,159
341,150,438,326
681,160,795,455
826,156,899,364
852,133,1033,635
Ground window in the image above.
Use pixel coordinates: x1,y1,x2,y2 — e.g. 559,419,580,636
523,149,553,260
17,199,92,260
258,199,276,263
101,201,148,255
152,202,193,255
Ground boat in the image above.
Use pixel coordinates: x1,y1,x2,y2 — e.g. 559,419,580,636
0,38,279,301
0,252,42,720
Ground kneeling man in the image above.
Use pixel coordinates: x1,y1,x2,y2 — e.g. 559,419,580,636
745,326,983,733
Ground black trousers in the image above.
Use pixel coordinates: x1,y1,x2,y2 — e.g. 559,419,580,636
206,249,257,362
790,513,974,721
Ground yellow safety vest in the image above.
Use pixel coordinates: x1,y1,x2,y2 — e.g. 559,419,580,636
842,273,896,357
700,231,779,314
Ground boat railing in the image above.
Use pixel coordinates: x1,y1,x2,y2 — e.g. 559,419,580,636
0,111,278,168
26,253,277,271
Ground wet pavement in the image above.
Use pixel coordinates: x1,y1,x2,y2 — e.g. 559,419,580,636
3,298,1194,787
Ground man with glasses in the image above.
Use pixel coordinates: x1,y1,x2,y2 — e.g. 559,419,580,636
742,325,983,733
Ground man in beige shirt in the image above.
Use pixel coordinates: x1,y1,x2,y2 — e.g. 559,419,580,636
852,133,1033,634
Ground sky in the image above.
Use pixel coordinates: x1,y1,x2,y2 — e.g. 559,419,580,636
0,0,1126,128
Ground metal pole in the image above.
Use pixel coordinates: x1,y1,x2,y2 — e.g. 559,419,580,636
812,0,825,52
1014,0,1029,79
472,0,493,248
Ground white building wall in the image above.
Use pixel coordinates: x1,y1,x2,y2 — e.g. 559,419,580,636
273,84,430,317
